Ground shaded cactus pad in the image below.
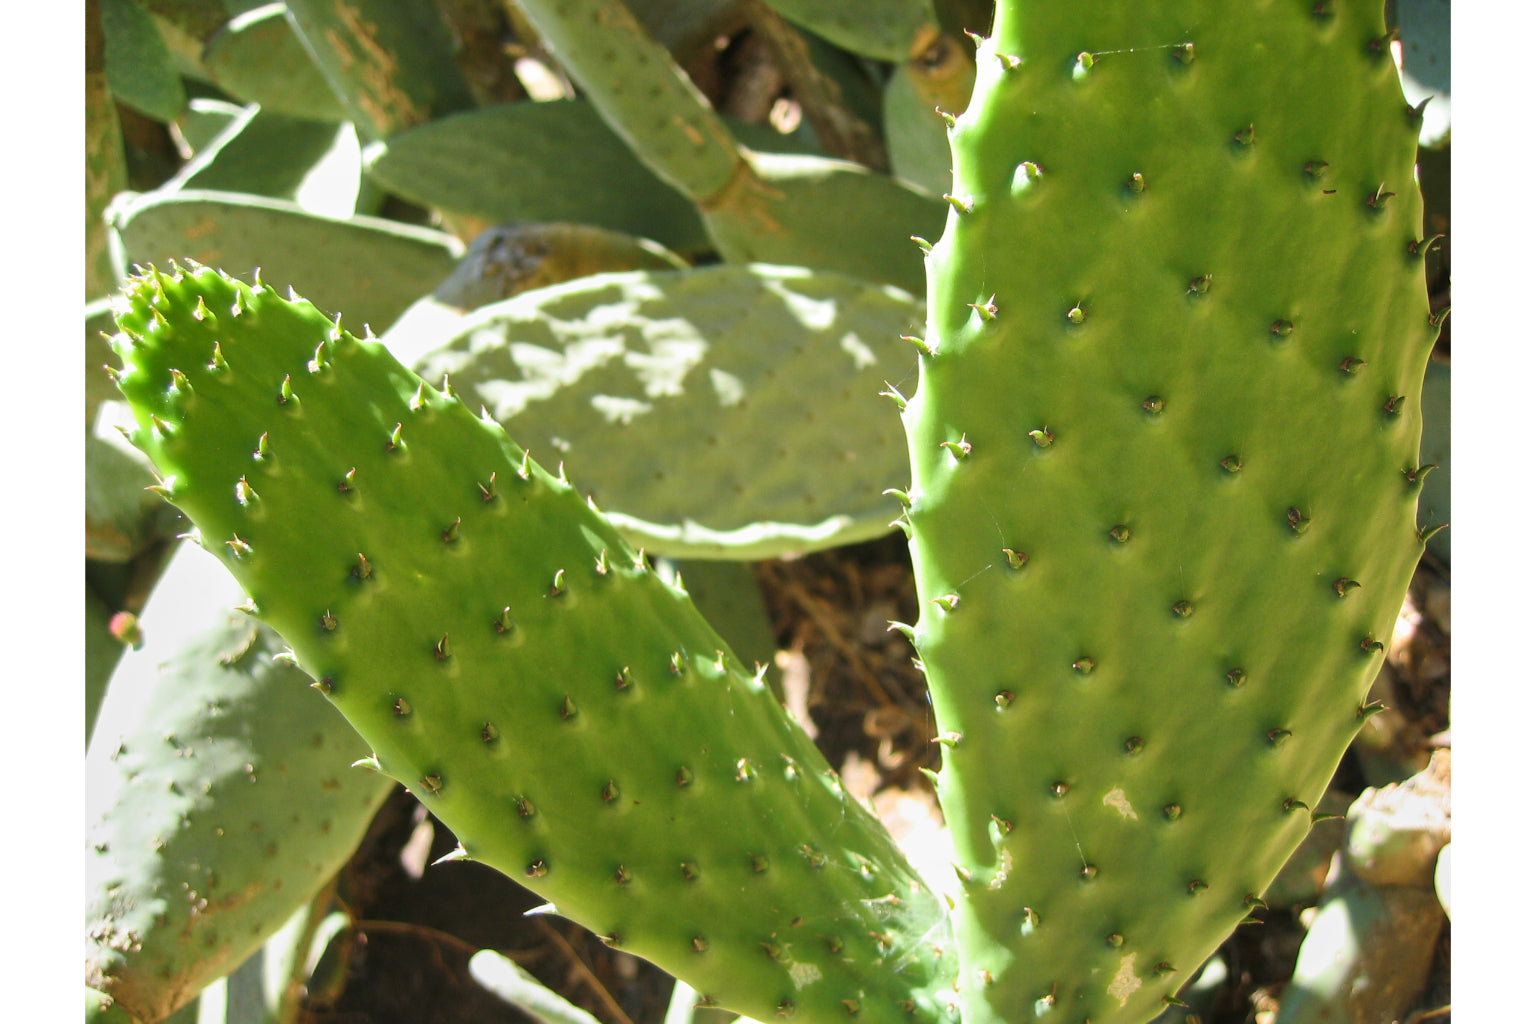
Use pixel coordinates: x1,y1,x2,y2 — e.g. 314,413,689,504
86,544,394,1023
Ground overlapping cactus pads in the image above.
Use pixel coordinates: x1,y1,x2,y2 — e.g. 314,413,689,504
106,2,1440,1023
108,265,955,1024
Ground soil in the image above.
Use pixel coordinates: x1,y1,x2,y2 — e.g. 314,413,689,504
300,533,1451,1024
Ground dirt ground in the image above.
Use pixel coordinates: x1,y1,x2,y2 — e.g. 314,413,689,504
301,532,1451,1024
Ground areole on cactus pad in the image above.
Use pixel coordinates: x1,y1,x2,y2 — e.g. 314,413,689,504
105,3,1440,1023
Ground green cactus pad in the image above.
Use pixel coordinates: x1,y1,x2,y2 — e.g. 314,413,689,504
903,4,1436,1022
397,264,922,559
363,100,712,255
109,190,462,332
652,557,783,700
86,541,395,1024
187,895,345,1024
1418,357,1449,562
87,27,128,300
86,420,178,562
175,98,246,154
702,152,945,297
109,264,956,1024
883,34,977,196
625,0,741,54
201,5,350,124
282,0,476,138
380,222,689,399
90,297,125,425
168,105,344,201
506,0,944,293
100,0,186,123
509,0,744,203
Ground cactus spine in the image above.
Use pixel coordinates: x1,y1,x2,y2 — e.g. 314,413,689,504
904,3,1437,1022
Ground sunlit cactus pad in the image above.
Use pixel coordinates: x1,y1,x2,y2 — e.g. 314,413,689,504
407,264,924,559
108,263,957,1024
901,3,1441,1021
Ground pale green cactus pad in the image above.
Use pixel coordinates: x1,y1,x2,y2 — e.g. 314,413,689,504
761,0,939,63
110,190,462,333
200,4,350,123
402,264,924,559
86,542,395,1024
363,100,713,255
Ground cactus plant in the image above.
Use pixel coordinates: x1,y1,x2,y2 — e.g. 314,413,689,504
198,4,350,123
85,542,395,1022
109,264,958,1023
87,1,1449,1021
898,5,1436,1020
109,190,463,333
281,0,479,139
502,0,946,294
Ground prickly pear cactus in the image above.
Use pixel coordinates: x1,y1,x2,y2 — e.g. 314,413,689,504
85,541,395,1023
108,264,956,1024
899,3,1440,1022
